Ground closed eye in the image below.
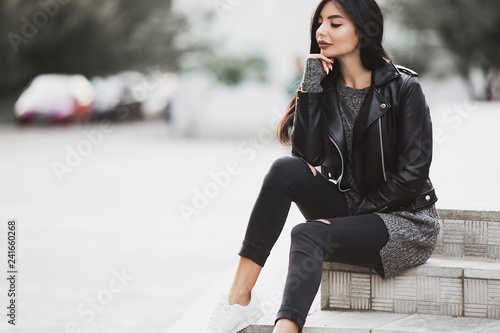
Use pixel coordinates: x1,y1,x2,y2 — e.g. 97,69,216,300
331,23,342,28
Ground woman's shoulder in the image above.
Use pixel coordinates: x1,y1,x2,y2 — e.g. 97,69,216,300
389,62,422,94
394,64,418,78
375,61,426,104
374,60,420,90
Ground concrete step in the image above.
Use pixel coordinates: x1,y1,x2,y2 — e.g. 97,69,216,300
243,209,500,332
321,257,500,319
436,209,500,260
242,310,500,332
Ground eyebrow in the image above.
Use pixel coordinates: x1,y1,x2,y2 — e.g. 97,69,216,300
319,14,344,20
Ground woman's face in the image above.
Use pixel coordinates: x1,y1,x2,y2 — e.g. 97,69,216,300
316,1,359,60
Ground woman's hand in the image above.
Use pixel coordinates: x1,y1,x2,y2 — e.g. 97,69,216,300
305,160,317,177
307,54,334,74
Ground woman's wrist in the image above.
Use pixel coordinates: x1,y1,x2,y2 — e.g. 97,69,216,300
301,58,327,93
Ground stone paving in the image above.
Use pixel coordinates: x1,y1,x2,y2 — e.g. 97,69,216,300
244,312,500,332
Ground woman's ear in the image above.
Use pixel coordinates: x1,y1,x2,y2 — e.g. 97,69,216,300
356,32,365,49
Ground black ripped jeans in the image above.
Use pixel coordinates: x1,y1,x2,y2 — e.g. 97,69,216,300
238,156,389,332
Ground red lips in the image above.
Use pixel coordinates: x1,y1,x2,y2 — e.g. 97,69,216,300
318,43,331,50
317,40,332,46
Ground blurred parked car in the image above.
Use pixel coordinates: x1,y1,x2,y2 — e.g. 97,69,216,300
141,73,178,121
91,71,177,122
14,74,94,124
90,71,145,122
90,75,125,116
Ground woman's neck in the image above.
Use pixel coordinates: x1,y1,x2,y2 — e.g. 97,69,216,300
336,52,372,89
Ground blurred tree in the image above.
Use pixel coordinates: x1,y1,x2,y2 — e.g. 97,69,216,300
174,9,269,86
193,54,268,86
0,0,197,95
397,0,500,100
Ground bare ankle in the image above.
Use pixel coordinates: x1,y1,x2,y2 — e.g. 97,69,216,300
228,256,262,306
228,288,251,306
273,318,299,333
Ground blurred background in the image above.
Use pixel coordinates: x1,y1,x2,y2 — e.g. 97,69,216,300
1,0,500,126
0,0,499,332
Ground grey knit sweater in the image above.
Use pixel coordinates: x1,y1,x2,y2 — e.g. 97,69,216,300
300,58,440,278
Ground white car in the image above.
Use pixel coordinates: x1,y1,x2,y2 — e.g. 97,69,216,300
15,74,94,124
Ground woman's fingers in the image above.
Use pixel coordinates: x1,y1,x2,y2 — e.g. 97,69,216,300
316,219,331,225
325,58,334,72
323,62,329,74
307,54,333,63
306,162,317,177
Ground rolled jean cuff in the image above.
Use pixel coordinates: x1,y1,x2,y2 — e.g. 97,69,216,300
238,240,270,267
275,307,305,333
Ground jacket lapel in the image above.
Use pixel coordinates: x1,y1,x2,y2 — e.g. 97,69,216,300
353,87,390,145
352,60,398,145
324,85,347,157
324,59,400,152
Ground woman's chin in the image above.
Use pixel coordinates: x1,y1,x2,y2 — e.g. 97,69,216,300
321,51,337,59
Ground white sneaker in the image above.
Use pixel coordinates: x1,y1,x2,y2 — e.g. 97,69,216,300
201,289,264,333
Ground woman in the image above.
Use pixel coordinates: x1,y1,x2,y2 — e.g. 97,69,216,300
202,0,439,332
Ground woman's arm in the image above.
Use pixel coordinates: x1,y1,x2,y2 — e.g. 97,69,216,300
352,76,433,215
291,57,330,166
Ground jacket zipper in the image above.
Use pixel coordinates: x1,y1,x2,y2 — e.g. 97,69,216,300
376,118,388,213
327,133,351,193
375,205,388,213
378,118,387,182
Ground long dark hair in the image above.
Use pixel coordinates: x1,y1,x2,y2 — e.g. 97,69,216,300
277,0,393,145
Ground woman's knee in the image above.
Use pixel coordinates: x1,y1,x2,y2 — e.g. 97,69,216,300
265,156,309,183
291,221,340,257
291,222,324,246
290,222,326,265
270,156,302,172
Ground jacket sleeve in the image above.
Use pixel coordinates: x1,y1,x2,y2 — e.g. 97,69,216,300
352,76,433,215
290,91,325,166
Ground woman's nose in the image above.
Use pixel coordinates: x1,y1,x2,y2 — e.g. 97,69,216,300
316,23,327,38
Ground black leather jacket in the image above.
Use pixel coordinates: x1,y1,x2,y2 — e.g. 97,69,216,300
291,60,438,215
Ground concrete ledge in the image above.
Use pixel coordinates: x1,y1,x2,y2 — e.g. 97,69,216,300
322,262,372,274
242,311,500,332
323,258,497,278
437,209,500,222
434,211,500,260
321,258,500,319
